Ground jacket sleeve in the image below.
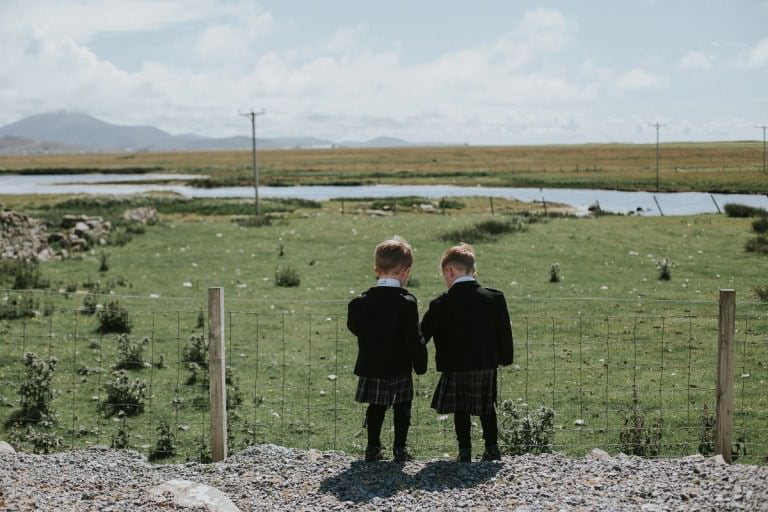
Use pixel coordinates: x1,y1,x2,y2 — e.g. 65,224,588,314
347,298,360,336
495,293,514,365
403,296,428,375
420,300,436,344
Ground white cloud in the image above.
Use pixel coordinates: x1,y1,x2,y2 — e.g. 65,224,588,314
0,0,212,41
192,4,275,66
745,38,768,68
616,68,668,90
678,51,712,70
0,3,763,145
514,7,576,52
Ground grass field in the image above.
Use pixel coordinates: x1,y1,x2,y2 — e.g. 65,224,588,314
1,142,767,193
1,192,767,463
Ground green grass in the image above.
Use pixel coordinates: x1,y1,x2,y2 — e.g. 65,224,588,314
1,201,767,463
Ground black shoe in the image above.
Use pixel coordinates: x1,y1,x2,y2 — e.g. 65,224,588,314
457,447,472,462
481,445,501,461
364,446,383,462
393,446,413,463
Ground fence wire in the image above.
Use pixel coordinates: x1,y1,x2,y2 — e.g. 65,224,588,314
0,291,766,464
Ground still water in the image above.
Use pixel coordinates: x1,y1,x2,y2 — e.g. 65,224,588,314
1,173,767,216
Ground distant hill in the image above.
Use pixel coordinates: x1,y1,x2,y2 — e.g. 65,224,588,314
0,135,81,155
0,112,430,154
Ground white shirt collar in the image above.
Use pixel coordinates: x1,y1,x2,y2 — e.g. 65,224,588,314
377,278,402,288
451,275,476,287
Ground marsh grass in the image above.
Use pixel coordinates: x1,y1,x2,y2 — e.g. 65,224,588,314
2,142,767,192
0,202,766,463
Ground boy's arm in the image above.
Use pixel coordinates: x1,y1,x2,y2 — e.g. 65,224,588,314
403,296,428,375
495,293,514,365
347,298,360,336
420,301,435,343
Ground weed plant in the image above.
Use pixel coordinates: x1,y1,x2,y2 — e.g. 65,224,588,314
0,293,37,320
0,260,49,290
752,217,768,234
148,419,177,461
745,235,768,254
5,352,57,427
97,300,132,334
498,401,555,455
724,203,767,218
439,218,528,243
114,334,149,370
698,404,715,456
549,263,561,283
101,370,147,417
275,266,301,287
618,388,663,457
656,258,673,280
111,412,130,449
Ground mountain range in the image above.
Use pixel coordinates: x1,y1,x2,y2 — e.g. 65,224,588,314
0,112,427,154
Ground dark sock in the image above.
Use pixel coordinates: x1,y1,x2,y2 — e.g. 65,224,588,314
366,404,386,448
480,411,498,448
393,401,412,448
454,412,472,449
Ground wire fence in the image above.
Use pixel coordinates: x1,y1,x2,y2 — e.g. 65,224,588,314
1,289,766,464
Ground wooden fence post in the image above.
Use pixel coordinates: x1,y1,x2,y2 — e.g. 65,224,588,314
715,288,735,463
208,287,227,462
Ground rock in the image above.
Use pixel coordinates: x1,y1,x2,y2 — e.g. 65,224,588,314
709,454,727,465
366,209,394,217
588,448,611,460
0,208,114,261
149,479,240,512
0,441,15,454
74,221,91,236
123,207,158,224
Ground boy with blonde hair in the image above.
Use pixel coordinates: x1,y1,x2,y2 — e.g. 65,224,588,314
421,243,514,462
348,237,427,462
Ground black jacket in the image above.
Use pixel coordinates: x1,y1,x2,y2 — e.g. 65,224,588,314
421,281,513,372
348,286,427,378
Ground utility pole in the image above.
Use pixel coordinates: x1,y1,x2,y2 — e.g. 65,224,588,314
757,125,767,173
650,122,667,191
241,109,266,215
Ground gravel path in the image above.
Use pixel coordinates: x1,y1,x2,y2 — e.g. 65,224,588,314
1,444,767,511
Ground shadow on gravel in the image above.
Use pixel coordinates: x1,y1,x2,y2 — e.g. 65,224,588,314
411,461,502,491
319,461,410,503
319,460,502,504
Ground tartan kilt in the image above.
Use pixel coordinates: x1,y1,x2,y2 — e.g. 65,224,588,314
431,368,497,415
355,374,414,406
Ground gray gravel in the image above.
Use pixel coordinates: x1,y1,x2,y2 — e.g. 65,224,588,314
2,444,767,511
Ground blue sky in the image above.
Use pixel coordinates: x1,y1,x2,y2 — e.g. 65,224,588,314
1,0,767,144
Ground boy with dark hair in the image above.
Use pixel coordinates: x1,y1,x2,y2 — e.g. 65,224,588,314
421,243,514,462
347,237,427,462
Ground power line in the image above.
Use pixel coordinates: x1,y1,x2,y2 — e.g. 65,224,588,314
241,109,266,215
757,125,767,174
650,122,668,191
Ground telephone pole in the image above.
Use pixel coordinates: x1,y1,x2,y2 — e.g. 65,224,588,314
757,125,767,174
242,109,266,215
650,122,667,191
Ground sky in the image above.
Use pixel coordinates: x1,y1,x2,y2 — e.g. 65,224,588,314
1,0,767,145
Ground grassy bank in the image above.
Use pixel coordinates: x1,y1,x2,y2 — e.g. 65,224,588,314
1,196,767,463
1,142,767,193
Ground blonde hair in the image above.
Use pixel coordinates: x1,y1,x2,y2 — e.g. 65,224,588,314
374,236,413,272
440,243,476,273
